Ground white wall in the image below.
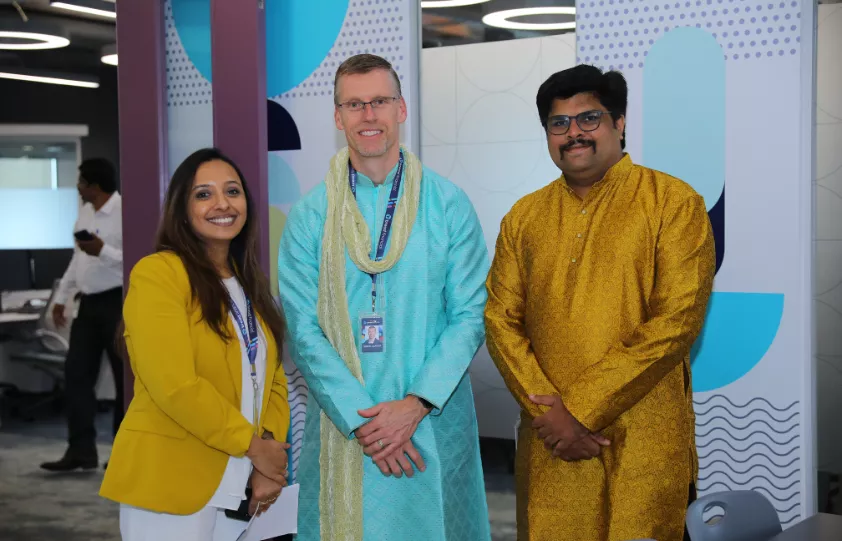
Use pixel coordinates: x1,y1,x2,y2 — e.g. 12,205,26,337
815,3,842,476
420,35,577,439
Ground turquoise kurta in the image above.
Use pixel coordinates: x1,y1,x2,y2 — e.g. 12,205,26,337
278,162,491,540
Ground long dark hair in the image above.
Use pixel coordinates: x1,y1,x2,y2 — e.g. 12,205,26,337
156,148,284,360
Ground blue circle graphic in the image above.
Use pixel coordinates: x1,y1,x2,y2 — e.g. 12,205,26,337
266,0,348,97
171,0,348,96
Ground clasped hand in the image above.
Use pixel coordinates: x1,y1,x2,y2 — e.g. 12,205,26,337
354,397,430,478
529,395,610,462
245,435,291,515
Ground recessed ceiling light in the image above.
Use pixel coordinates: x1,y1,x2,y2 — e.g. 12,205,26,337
0,68,99,89
421,0,491,7
22,145,35,152
482,7,576,31
50,0,116,19
101,44,117,66
0,31,70,50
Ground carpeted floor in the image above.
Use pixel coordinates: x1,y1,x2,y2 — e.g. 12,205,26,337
0,411,517,541
0,433,118,541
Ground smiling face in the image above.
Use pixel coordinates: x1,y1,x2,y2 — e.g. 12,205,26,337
187,159,248,247
545,92,625,186
367,326,377,341
334,68,407,160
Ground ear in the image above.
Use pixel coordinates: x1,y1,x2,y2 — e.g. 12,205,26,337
614,114,626,141
334,106,344,132
398,95,408,124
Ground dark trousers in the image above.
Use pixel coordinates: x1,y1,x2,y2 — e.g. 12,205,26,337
65,287,124,457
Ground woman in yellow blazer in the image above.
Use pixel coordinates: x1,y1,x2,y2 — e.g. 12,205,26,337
100,148,291,540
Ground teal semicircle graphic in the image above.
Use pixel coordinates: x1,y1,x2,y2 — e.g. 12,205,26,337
171,0,348,96
268,153,301,206
691,292,785,392
643,27,725,212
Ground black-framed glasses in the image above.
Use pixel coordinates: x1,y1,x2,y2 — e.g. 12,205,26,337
546,110,612,136
336,96,400,112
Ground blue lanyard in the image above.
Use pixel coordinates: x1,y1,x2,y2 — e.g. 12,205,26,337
229,290,260,430
349,152,405,312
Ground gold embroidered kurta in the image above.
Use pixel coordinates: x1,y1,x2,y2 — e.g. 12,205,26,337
485,155,715,541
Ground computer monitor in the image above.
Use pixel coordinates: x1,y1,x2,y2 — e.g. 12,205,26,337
0,250,33,292
31,249,73,290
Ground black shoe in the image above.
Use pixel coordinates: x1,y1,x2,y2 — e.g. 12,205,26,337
103,461,108,470
40,454,98,472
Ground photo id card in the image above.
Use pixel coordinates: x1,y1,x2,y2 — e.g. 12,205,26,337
359,313,385,354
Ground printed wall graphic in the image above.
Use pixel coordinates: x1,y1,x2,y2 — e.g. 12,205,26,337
577,0,813,526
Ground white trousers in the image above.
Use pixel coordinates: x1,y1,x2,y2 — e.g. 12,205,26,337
120,503,249,541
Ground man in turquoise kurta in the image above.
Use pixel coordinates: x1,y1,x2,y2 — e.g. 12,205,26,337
277,54,491,540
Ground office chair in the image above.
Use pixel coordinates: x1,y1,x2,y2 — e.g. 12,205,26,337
7,280,74,420
685,490,782,541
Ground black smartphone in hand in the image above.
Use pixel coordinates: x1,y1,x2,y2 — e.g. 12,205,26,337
74,230,95,242
224,486,253,522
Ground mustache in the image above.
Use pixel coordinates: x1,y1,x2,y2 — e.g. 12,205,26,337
560,137,595,153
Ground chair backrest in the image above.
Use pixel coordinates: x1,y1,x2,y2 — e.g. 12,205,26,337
34,279,74,353
686,490,782,541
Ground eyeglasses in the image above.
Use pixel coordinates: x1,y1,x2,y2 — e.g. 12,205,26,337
546,110,612,136
336,96,400,112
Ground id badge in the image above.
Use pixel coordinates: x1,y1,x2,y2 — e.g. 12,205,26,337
359,313,385,354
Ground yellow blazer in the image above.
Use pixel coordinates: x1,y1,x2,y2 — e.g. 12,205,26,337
100,251,290,515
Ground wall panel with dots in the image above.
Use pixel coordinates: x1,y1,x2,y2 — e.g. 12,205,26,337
577,0,802,70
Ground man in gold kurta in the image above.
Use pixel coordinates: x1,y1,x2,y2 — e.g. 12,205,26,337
485,65,715,541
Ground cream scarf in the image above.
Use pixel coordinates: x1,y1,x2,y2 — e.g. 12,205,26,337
316,145,422,540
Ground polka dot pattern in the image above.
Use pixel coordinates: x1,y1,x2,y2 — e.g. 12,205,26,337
165,0,212,107
576,0,802,70
275,0,409,100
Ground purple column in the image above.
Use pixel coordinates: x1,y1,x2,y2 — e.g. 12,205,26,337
211,0,269,274
116,0,168,406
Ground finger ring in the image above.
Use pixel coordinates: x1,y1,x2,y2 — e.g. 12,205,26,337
377,439,385,448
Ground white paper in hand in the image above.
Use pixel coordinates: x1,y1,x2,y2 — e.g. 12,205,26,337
236,483,300,541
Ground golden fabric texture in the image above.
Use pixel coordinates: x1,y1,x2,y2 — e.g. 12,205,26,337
485,155,715,541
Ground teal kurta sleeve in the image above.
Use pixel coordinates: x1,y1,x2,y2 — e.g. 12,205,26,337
278,190,376,438
407,187,490,413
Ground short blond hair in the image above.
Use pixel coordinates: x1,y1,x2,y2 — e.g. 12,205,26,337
333,54,402,104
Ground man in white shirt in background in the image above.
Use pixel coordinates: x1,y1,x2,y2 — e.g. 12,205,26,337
41,158,125,472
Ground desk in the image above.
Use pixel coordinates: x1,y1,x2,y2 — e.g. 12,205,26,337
769,513,842,541
0,313,40,324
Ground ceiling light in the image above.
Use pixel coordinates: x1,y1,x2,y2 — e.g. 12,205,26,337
482,7,576,31
421,0,491,7
0,68,99,89
50,0,116,19
22,146,35,152
101,44,117,66
0,31,70,50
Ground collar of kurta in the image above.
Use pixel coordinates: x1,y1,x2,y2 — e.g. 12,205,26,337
353,160,402,188
561,153,633,195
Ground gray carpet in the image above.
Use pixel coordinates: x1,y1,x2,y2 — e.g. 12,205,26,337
0,433,118,540
0,419,517,541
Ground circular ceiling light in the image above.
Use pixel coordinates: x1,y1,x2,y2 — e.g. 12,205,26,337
421,0,491,7
0,31,70,50
101,44,117,66
482,7,576,31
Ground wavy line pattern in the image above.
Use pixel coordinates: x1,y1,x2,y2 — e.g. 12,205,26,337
284,364,309,479
695,394,802,525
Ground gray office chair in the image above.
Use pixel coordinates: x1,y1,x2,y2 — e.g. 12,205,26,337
686,490,782,541
7,281,73,418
